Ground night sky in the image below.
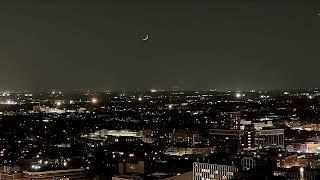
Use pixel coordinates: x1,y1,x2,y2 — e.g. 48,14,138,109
0,0,320,90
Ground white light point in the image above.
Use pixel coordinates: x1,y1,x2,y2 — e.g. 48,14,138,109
235,93,242,98
91,98,98,104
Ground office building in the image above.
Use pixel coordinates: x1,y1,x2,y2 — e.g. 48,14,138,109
243,126,284,150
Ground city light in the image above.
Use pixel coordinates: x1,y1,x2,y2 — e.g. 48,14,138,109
0,88,319,179
300,167,304,179
56,101,62,106
91,98,98,104
31,164,41,170
0,1,317,179
235,93,242,98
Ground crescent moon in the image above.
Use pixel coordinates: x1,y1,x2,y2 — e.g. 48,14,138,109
142,35,149,41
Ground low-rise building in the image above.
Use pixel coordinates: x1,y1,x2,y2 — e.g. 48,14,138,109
170,130,201,147
0,166,85,180
193,162,237,180
241,157,256,171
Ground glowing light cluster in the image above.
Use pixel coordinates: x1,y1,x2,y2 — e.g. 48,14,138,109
91,98,98,104
56,101,62,106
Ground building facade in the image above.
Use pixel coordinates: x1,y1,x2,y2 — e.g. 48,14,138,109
170,130,200,147
241,157,256,171
193,162,237,180
0,167,85,180
243,126,284,150
219,111,241,130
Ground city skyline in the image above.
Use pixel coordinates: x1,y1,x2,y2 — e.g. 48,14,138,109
1,1,320,179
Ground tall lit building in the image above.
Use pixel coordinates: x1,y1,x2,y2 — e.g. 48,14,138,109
219,111,241,130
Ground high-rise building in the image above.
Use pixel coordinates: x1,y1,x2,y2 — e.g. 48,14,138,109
219,111,241,130
208,126,285,152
